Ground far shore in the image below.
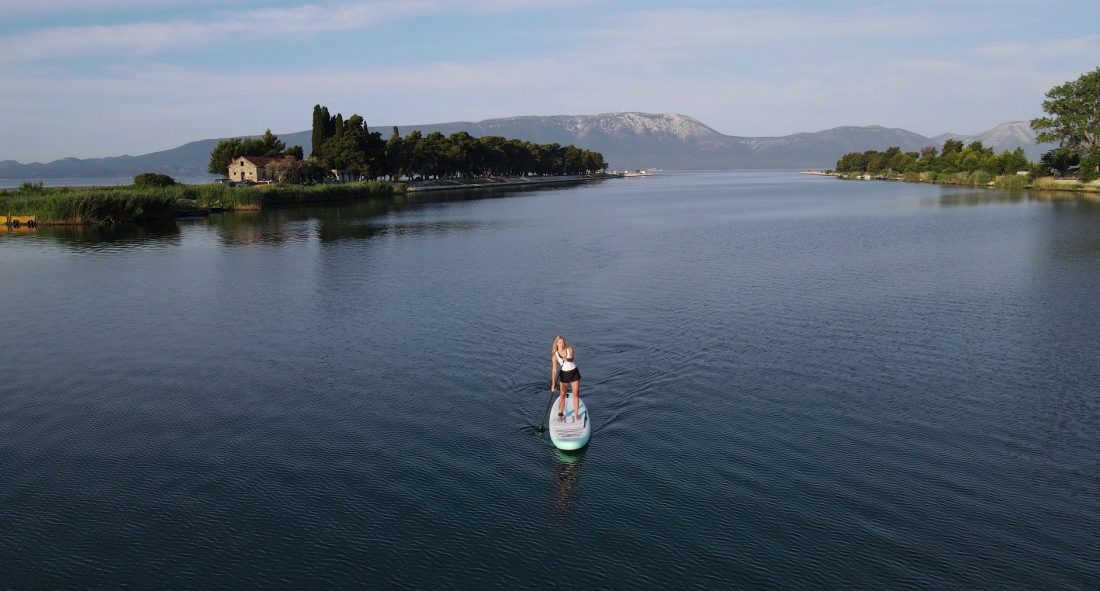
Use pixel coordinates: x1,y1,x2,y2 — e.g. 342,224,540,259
801,170,1100,196
405,173,618,192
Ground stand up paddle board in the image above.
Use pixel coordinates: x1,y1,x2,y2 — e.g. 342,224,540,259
548,396,590,450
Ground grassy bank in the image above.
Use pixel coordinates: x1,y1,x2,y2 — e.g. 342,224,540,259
1,181,406,225
0,186,178,225
200,180,405,209
838,171,1099,193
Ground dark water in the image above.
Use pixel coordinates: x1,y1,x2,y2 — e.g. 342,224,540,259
1,172,1097,589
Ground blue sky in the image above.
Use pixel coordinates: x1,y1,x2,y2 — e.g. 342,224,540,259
2,0,1099,162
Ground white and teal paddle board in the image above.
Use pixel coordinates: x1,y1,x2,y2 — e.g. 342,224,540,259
548,396,590,450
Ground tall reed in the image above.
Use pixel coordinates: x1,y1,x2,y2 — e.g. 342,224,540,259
993,175,1029,189
2,181,405,225
1,186,177,224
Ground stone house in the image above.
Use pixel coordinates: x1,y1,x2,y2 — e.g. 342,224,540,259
227,156,283,182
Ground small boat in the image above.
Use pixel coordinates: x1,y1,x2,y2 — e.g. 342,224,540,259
622,169,654,177
548,396,590,450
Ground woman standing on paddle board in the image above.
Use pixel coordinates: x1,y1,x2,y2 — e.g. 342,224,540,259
551,335,582,422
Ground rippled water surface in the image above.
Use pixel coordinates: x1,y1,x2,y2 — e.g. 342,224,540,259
2,172,1098,589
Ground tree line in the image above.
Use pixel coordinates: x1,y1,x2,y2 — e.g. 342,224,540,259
208,105,608,183
836,66,1100,183
207,130,303,175
835,141,1031,177
1031,66,1100,183
309,105,608,180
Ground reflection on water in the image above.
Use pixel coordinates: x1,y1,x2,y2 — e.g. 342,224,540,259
937,188,1030,207
204,210,316,246
549,447,586,528
938,187,1100,208
0,178,603,255
3,220,181,251
1,191,532,251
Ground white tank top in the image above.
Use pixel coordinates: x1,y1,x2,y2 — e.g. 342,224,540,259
557,350,576,372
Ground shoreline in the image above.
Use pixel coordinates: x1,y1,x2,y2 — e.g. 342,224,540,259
1,181,403,227
801,170,1100,195
405,173,616,192
2,174,621,227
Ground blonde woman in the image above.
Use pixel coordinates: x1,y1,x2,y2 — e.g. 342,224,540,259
551,335,582,422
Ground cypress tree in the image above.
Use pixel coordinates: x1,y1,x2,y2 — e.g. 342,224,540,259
311,105,325,157
321,106,333,138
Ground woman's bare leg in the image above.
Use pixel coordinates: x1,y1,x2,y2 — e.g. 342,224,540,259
558,381,568,420
571,380,581,419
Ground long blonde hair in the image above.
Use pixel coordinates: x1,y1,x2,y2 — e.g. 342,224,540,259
552,335,569,355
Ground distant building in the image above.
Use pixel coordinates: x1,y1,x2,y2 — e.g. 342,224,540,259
331,169,358,183
227,156,284,182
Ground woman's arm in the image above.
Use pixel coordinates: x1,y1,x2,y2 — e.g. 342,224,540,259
551,353,559,389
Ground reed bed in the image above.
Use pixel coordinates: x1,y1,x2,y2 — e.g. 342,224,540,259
1,181,405,225
993,175,1030,189
1,186,178,225
200,181,404,209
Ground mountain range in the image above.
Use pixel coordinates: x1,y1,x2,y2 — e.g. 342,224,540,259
0,113,1051,179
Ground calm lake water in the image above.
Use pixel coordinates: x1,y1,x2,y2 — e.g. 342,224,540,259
1,172,1097,589
0,176,220,188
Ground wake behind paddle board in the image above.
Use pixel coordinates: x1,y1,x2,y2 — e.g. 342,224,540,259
548,396,590,450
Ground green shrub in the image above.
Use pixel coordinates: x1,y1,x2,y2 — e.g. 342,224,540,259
133,172,177,188
1079,149,1100,183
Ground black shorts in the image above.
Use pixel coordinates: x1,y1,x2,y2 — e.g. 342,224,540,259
559,367,580,384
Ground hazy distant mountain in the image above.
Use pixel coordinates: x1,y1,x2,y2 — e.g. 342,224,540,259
734,125,936,169
931,122,1044,158
0,113,1053,179
0,139,221,179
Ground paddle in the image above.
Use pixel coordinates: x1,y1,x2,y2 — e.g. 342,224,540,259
537,382,558,433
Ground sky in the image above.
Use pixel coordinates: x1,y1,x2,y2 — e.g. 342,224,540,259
2,0,1099,162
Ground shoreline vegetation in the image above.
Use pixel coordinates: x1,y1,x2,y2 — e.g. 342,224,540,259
802,169,1100,195
0,174,620,227
0,180,402,226
4,100,616,227
405,173,613,192
820,68,1100,198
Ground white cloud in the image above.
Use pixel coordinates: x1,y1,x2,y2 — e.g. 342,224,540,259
575,8,936,55
0,45,1058,162
3,0,217,14
0,1,434,63
974,43,1030,59
0,0,605,63
976,36,1100,61
2,1,1095,161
